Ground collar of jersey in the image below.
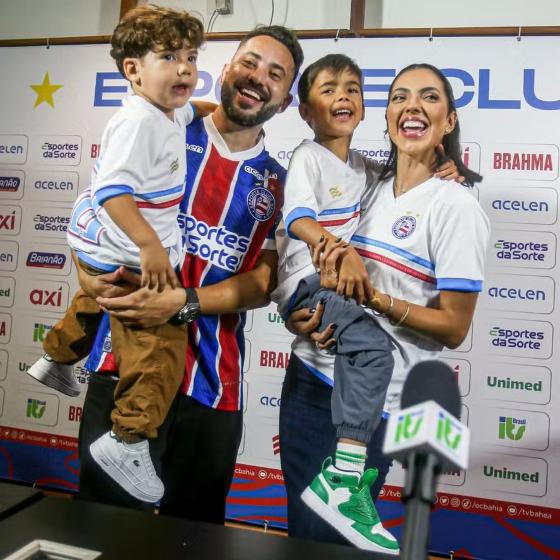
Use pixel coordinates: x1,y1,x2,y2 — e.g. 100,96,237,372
204,114,266,161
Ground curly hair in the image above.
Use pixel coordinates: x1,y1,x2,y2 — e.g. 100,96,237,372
110,4,204,76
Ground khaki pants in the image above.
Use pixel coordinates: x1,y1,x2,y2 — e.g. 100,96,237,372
44,261,187,443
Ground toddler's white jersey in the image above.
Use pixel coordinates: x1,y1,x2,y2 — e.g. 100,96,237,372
68,95,194,271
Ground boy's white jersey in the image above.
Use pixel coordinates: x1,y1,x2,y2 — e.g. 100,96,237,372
68,95,194,271
272,139,379,314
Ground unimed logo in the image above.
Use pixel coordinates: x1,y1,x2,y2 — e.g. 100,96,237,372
436,412,462,450
395,411,423,443
26,398,46,419
498,416,526,441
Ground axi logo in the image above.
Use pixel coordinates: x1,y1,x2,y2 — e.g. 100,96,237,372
33,323,53,343
498,416,526,441
436,412,461,450
0,209,19,233
395,410,423,443
27,398,46,419
29,286,63,307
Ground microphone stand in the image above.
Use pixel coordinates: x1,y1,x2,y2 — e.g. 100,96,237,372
400,452,440,560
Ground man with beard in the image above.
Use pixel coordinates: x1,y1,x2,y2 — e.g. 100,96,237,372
75,25,303,524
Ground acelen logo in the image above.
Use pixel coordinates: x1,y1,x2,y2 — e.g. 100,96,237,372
0,134,28,165
29,170,78,203
480,186,557,225
0,240,18,271
484,274,554,314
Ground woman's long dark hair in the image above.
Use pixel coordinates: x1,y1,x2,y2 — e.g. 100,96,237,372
379,63,482,187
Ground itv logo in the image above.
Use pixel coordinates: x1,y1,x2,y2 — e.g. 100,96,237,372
498,416,527,441
394,410,423,443
26,398,46,419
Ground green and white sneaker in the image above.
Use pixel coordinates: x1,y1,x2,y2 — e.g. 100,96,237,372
301,457,400,555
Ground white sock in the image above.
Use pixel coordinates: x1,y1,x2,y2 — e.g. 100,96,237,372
333,441,367,474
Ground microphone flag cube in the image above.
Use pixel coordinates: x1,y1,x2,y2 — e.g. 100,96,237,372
383,400,469,471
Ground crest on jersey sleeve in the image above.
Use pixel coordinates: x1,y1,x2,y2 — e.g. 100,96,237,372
247,187,276,221
392,215,416,239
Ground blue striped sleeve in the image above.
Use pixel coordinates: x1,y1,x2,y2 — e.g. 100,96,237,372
95,184,135,205
285,207,317,240
437,278,483,292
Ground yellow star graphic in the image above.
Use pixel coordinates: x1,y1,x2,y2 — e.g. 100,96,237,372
30,72,63,108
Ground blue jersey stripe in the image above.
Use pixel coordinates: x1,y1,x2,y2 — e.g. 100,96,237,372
318,202,360,216
137,183,184,200
352,233,435,271
437,277,483,292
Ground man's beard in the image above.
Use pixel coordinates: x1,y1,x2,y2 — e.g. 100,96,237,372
221,79,282,127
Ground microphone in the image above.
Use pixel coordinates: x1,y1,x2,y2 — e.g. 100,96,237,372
382,360,470,560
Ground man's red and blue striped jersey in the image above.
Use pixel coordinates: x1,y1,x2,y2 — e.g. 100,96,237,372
86,115,286,411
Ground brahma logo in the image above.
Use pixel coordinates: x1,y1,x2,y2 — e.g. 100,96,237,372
247,187,275,222
486,144,558,181
26,251,66,270
0,313,11,343
392,215,416,239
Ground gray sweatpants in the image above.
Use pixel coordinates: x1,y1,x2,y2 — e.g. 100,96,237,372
290,273,394,443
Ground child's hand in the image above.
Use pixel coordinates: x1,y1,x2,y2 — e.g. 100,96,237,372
139,242,180,292
337,246,373,304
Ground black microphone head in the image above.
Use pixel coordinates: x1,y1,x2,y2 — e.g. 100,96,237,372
401,360,461,419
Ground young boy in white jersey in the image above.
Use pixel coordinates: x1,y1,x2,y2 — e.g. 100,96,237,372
26,5,205,503
272,54,400,554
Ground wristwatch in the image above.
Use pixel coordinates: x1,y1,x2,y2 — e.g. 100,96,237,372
171,287,201,325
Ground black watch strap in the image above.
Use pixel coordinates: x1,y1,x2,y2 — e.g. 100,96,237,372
170,287,201,325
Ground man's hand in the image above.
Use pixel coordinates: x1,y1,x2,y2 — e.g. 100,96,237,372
96,284,186,328
433,144,465,183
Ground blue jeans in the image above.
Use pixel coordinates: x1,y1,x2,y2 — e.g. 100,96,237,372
279,354,393,544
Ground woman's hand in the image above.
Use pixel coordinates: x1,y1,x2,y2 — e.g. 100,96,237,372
285,303,336,349
96,284,186,328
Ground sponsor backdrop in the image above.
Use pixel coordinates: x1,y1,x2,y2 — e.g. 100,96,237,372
1,36,559,559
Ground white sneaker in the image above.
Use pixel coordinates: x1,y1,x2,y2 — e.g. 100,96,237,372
26,354,81,397
89,431,164,503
